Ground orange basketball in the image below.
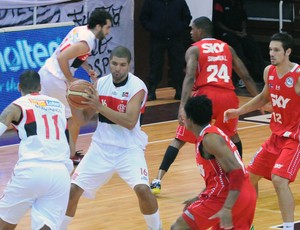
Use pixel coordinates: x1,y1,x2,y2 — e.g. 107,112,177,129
67,79,93,109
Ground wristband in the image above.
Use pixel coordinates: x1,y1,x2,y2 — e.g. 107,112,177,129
0,122,8,136
228,168,244,191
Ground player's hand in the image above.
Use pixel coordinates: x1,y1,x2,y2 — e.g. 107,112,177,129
81,85,101,110
259,102,273,114
88,69,99,82
182,196,198,211
66,77,80,86
223,109,239,123
209,207,233,229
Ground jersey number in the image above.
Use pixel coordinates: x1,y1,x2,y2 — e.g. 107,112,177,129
42,114,60,140
272,112,282,124
207,64,230,83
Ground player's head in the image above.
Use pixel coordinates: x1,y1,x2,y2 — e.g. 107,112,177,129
109,46,131,83
184,95,212,128
271,32,294,52
191,16,213,42
269,32,293,66
88,9,112,40
18,70,41,95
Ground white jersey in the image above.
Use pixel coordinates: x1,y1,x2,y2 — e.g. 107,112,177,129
42,25,96,80
12,93,73,171
92,73,148,149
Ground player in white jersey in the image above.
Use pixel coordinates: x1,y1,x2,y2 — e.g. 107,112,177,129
0,70,73,230
38,9,112,164
60,46,162,230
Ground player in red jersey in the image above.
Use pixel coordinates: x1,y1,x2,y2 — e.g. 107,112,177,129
150,16,259,194
224,32,300,230
171,95,256,229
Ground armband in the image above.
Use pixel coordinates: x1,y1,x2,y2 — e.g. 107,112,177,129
0,122,8,137
228,168,244,191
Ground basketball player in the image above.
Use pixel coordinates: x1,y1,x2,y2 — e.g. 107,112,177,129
150,16,259,194
171,95,256,229
38,9,112,164
60,46,162,229
0,70,73,229
224,32,300,230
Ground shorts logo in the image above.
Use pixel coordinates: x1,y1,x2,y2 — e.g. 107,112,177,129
274,163,283,169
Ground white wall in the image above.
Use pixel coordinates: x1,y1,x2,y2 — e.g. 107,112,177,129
186,0,213,24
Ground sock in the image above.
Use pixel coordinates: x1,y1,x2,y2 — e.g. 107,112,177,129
143,209,161,230
234,141,243,158
59,216,73,230
159,146,179,171
283,222,294,229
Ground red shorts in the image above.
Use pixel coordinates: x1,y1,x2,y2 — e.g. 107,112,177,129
182,178,256,229
175,86,238,143
247,134,300,181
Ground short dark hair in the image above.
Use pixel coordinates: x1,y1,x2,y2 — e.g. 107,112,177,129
88,9,113,29
184,95,212,126
193,16,213,36
270,32,294,52
19,70,40,93
110,46,132,63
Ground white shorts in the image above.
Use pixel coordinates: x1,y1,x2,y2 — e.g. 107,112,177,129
0,163,71,230
39,67,71,118
71,142,150,199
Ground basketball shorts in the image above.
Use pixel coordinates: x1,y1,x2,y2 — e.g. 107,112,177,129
39,67,71,118
175,87,239,143
247,134,300,181
194,86,239,138
182,178,256,230
0,162,70,229
71,142,150,199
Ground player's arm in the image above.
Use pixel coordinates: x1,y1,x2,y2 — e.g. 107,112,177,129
202,133,244,228
230,46,259,97
224,65,271,121
0,103,21,136
179,46,198,124
83,85,145,130
81,61,98,82
57,41,90,83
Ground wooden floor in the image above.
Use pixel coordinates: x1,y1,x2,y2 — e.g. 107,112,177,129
0,88,299,229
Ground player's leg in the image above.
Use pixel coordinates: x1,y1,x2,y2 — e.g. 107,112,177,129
61,142,115,229
271,139,300,227
171,216,190,230
151,125,196,194
0,167,37,230
31,165,70,230
118,147,161,229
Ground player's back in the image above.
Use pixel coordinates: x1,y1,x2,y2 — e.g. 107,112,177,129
12,93,71,165
193,38,235,91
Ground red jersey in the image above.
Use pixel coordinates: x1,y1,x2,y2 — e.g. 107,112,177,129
267,64,300,142
196,125,245,198
193,38,235,91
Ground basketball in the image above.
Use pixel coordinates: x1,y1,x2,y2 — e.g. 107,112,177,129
67,79,93,109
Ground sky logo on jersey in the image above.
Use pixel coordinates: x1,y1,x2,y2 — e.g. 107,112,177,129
270,94,290,108
201,43,225,53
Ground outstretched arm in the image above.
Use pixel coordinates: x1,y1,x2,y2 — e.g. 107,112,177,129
224,65,271,122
